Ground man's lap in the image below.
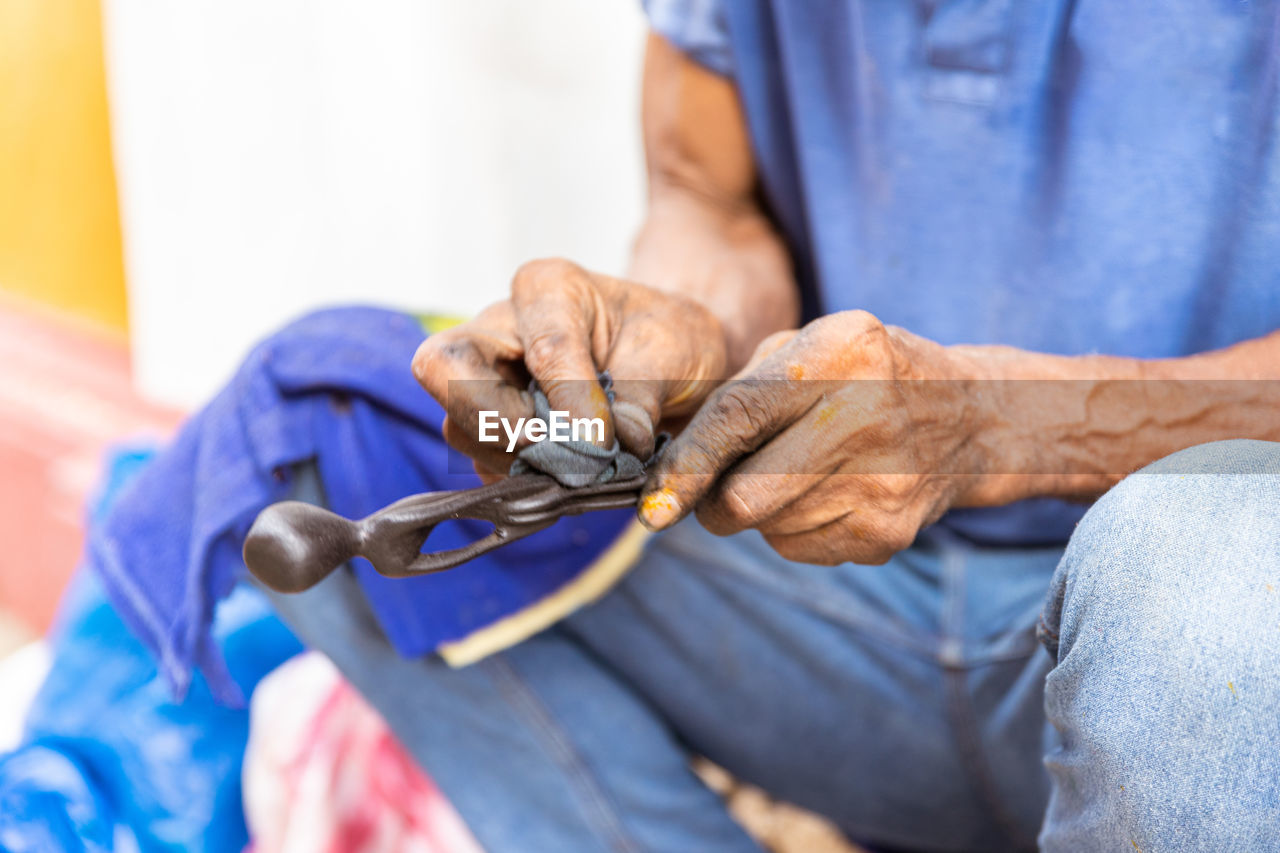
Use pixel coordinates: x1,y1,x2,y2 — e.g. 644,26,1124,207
264,440,1280,852
266,465,1061,851
564,520,1060,851
266,464,760,851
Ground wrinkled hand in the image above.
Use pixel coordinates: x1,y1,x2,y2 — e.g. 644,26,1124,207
413,258,728,477
638,310,1003,565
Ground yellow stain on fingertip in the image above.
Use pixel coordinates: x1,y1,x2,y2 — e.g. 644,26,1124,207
639,487,681,529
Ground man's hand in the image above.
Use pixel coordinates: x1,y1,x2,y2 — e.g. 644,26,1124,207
639,306,1280,565
636,310,1007,565
413,258,728,476
413,34,800,479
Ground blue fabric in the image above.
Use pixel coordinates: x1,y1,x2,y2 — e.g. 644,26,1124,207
269,467,1059,851
89,307,632,702
644,0,1280,545
0,575,302,853
270,440,1280,851
1035,440,1280,850
0,449,303,852
641,0,733,76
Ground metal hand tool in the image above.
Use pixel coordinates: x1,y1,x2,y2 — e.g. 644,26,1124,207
243,471,646,594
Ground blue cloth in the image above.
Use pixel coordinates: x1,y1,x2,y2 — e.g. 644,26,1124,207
643,0,1280,545
267,439,1280,851
0,575,302,853
89,307,632,702
0,449,303,852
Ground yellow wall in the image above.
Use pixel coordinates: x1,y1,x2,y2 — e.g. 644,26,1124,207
0,0,127,333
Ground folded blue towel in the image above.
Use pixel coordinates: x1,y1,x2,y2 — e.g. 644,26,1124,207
89,307,633,704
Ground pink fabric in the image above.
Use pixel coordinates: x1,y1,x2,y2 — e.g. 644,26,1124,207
244,652,483,853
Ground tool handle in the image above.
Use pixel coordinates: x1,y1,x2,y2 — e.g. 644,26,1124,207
242,473,645,593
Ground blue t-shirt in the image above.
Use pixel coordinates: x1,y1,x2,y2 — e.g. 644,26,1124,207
645,0,1280,545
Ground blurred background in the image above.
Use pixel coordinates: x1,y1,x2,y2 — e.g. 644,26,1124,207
0,6,866,848
0,0,646,651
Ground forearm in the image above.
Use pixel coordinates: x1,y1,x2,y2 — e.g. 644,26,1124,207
629,32,800,373
629,185,798,371
956,331,1280,504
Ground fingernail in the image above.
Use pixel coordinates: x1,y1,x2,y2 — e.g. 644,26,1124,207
612,401,653,436
639,487,681,530
613,401,655,455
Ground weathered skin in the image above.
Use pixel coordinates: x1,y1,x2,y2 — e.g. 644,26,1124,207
638,309,1280,564
417,32,1280,564
414,34,797,481
413,262,731,476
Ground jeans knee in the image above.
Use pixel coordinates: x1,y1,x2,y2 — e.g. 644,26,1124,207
1037,443,1280,849
1135,438,1280,477
1076,439,1280,563
1038,440,1280,658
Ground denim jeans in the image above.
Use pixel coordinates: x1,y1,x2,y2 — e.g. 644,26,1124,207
265,439,1280,852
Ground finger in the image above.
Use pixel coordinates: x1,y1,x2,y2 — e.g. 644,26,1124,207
607,364,721,460
414,314,528,439
648,329,793,454
412,301,521,404
760,516,881,566
446,364,534,467
697,470,829,536
734,330,796,378
473,459,506,485
751,479,851,537
638,378,810,530
762,508,915,566
696,389,876,534
443,415,514,475
603,374,691,460
603,334,672,458
416,310,535,472
511,259,614,447
610,385,660,460
606,377,721,459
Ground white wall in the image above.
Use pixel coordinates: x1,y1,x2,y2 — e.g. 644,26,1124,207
104,1,647,408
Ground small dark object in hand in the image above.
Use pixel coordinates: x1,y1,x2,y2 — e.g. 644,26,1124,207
243,472,646,594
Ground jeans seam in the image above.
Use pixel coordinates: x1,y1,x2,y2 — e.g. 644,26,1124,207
941,546,1037,852
943,667,1036,851
485,655,643,853
1036,593,1063,659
